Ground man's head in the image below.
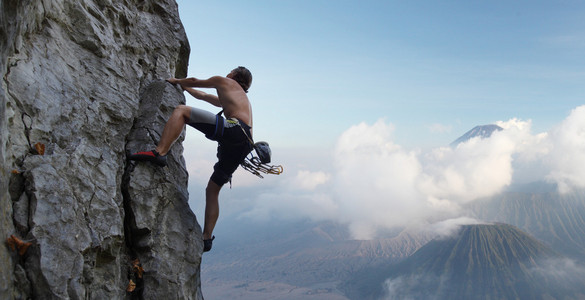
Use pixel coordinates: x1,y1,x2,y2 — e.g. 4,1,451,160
228,66,252,93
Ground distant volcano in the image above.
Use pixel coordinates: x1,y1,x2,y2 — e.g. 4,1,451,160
346,224,585,300
450,124,503,146
386,224,556,299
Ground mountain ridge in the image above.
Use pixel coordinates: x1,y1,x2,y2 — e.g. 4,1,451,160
450,124,503,146
344,223,585,300
470,188,585,259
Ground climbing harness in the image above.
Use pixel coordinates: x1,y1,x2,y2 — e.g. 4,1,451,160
218,110,283,178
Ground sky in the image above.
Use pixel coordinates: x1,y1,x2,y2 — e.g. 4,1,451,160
174,0,585,239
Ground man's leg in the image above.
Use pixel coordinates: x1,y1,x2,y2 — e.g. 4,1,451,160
128,105,192,166
155,105,192,156
203,179,222,240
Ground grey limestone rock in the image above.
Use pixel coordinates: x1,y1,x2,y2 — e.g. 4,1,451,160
1,0,203,299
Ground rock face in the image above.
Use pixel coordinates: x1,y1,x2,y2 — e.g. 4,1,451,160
1,0,203,299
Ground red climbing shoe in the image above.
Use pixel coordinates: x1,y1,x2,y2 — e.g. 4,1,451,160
128,150,167,167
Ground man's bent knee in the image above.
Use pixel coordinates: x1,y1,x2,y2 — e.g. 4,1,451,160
174,105,192,121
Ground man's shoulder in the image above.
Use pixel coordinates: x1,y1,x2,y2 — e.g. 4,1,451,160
211,76,240,89
209,75,228,84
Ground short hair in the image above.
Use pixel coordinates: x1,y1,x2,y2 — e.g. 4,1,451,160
231,66,252,93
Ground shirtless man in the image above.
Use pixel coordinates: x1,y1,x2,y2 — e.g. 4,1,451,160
128,66,253,252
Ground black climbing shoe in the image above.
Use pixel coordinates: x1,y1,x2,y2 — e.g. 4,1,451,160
203,236,215,252
128,150,167,167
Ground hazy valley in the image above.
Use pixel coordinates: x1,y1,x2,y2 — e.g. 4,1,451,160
202,185,585,299
201,125,585,299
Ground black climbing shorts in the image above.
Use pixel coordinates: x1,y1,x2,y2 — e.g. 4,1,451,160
187,107,253,186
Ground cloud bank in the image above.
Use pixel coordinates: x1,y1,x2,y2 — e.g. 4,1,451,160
240,105,585,239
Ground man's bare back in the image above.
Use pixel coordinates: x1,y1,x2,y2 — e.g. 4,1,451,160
216,73,253,127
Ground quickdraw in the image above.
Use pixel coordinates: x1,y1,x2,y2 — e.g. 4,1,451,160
240,151,283,179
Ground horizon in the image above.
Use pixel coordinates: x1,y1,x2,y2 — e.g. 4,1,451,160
175,0,585,239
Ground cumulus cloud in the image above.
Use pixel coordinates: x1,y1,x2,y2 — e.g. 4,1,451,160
545,106,585,193
236,105,585,239
419,129,516,203
330,120,426,239
323,118,531,238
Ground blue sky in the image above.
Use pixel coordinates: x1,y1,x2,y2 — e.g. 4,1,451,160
175,1,585,236
176,0,584,149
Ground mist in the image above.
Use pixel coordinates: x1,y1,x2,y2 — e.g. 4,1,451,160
184,105,585,240
226,105,584,239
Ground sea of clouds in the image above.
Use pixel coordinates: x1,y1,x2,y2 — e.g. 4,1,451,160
233,105,585,239
184,105,585,240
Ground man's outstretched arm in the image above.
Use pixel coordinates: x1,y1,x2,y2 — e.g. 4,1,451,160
167,76,223,89
184,87,221,107
167,77,222,107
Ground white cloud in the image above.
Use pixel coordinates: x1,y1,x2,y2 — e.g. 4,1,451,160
325,118,527,238
428,217,488,238
330,120,425,239
545,105,585,193
228,105,585,240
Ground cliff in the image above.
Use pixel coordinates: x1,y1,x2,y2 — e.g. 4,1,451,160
1,0,203,299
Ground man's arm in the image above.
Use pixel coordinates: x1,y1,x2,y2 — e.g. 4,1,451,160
167,76,224,89
167,77,225,107
184,87,221,107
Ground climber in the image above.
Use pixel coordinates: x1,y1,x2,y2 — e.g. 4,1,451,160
128,66,253,253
